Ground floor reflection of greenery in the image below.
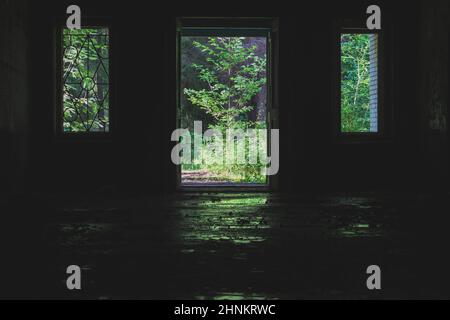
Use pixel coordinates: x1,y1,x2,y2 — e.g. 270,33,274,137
181,195,269,245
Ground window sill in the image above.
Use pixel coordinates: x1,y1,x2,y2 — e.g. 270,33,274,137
53,132,114,143
334,133,393,144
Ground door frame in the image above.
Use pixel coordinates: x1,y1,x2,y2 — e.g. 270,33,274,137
175,17,279,191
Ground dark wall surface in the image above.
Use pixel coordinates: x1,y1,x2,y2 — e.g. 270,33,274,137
23,0,448,194
418,0,449,190
0,0,30,194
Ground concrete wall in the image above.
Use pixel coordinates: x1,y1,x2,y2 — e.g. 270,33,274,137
0,0,30,194
24,0,424,193
418,0,449,189
15,0,447,193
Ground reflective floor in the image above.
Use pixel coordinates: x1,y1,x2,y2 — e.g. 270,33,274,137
2,192,449,299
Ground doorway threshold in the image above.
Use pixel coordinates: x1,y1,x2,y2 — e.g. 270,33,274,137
179,183,269,193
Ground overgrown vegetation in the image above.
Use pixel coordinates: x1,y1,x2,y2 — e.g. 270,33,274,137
181,37,267,183
341,33,372,132
63,28,110,132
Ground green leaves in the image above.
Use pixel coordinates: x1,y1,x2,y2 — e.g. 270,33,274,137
184,37,266,129
182,36,267,183
341,34,371,132
62,28,110,132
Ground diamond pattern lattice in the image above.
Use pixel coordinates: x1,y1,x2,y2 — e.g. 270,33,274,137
62,28,110,132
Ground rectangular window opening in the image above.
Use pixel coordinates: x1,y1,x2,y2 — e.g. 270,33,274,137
60,27,110,133
178,27,271,187
340,31,379,134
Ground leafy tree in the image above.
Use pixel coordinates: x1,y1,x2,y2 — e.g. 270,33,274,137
63,28,109,132
184,37,266,130
341,34,371,132
182,37,267,183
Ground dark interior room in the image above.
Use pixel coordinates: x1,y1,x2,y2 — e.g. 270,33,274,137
0,0,449,301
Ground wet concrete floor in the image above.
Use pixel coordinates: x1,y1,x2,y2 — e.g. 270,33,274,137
1,191,449,299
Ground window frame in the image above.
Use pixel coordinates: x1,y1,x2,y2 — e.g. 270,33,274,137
333,20,388,143
175,17,279,190
55,18,114,138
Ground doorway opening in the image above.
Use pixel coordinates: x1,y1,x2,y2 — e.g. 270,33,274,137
177,24,273,187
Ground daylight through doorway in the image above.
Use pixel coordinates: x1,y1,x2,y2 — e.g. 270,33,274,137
179,34,268,186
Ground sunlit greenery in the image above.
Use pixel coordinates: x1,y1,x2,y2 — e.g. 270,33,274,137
181,37,267,183
63,28,109,132
341,33,372,132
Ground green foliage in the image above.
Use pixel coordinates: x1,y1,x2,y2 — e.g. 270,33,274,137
341,34,371,132
63,28,109,132
184,37,266,130
182,37,267,183
181,125,267,184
